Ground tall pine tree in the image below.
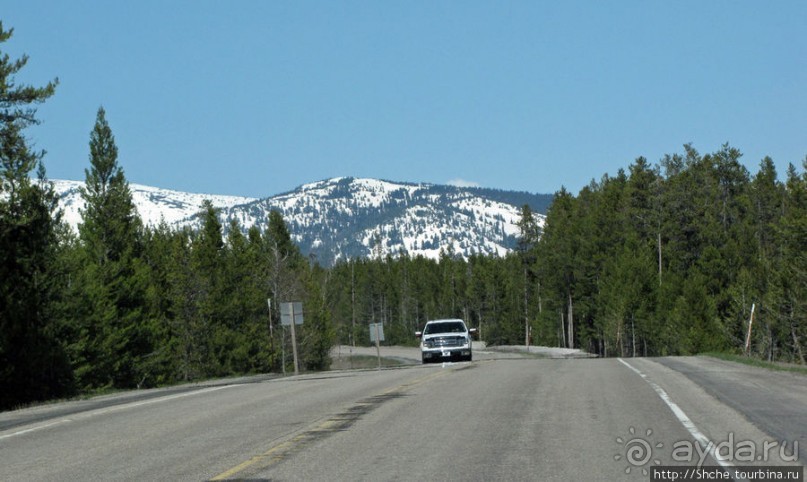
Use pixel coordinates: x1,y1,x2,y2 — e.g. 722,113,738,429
0,23,73,409
71,107,151,389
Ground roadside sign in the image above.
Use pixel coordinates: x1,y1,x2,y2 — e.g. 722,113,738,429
279,301,303,376
280,302,304,326
369,323,385,342
369,322,384,370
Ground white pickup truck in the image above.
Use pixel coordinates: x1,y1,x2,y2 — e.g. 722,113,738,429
415,319,476,363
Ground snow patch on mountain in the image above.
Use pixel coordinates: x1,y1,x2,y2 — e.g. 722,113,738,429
51,177,547,265
52,179,257,228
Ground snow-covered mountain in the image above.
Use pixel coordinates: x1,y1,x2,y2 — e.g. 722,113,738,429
53,180,257,228
52,177,549,265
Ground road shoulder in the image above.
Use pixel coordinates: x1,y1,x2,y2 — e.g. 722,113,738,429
626,357,804,467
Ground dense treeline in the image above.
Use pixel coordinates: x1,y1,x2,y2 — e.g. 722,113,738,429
2,23,805,411
0,24,333,409
326,251,534,347
534,147,806,361
50,108,334,393
327,146,807,364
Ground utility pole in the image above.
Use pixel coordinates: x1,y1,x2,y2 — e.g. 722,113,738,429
289,303,300,376
351,263,356,349
267,298,274,362
524,267,530,349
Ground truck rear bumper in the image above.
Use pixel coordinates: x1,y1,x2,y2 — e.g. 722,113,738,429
422,348,472,362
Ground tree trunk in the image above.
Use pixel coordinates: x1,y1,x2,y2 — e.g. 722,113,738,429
792,322,806,365
567,293,574,350
560,311,566,348
524,268,529,347
658,232,662,286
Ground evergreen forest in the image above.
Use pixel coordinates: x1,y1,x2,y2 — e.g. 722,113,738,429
2,23,805,411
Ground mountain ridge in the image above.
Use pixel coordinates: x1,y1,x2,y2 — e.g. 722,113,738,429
52,177,550,265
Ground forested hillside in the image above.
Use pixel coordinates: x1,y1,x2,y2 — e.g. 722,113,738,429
2,23,805,411
530,146,806,361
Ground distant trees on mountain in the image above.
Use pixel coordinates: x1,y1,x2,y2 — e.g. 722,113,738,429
1,22,805,411
209,178,544,266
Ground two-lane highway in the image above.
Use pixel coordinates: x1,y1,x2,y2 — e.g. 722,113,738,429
1,353,804,481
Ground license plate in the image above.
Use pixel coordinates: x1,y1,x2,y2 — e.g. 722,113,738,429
442,351,450,357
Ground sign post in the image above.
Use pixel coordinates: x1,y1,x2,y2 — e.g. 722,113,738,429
369,322,385,369
267,298,279,374
280,302,304,376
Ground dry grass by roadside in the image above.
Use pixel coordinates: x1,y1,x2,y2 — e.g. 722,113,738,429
702,352,807,375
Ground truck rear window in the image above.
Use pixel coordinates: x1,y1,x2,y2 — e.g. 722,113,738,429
424,322,465,334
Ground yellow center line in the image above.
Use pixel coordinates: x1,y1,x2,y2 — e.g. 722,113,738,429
209,367,454,481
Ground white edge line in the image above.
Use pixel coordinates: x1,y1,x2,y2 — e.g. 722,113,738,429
90,384,237,416
618,358,736,471
0,419,73,441
0,384,240,441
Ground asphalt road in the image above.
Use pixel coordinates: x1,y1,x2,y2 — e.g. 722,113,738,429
1,352,804,481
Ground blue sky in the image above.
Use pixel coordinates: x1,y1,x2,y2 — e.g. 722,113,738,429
4,1,805,198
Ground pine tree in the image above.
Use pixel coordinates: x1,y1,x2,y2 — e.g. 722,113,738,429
165,227,205,380
301,264,335,371
71,107,150,389
139,223,181,384
80,107,141,264
536,187,578,348
516,204,540,254
769,161,807,362
266,210,302,264
0,23,74,409
191,200,226,375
